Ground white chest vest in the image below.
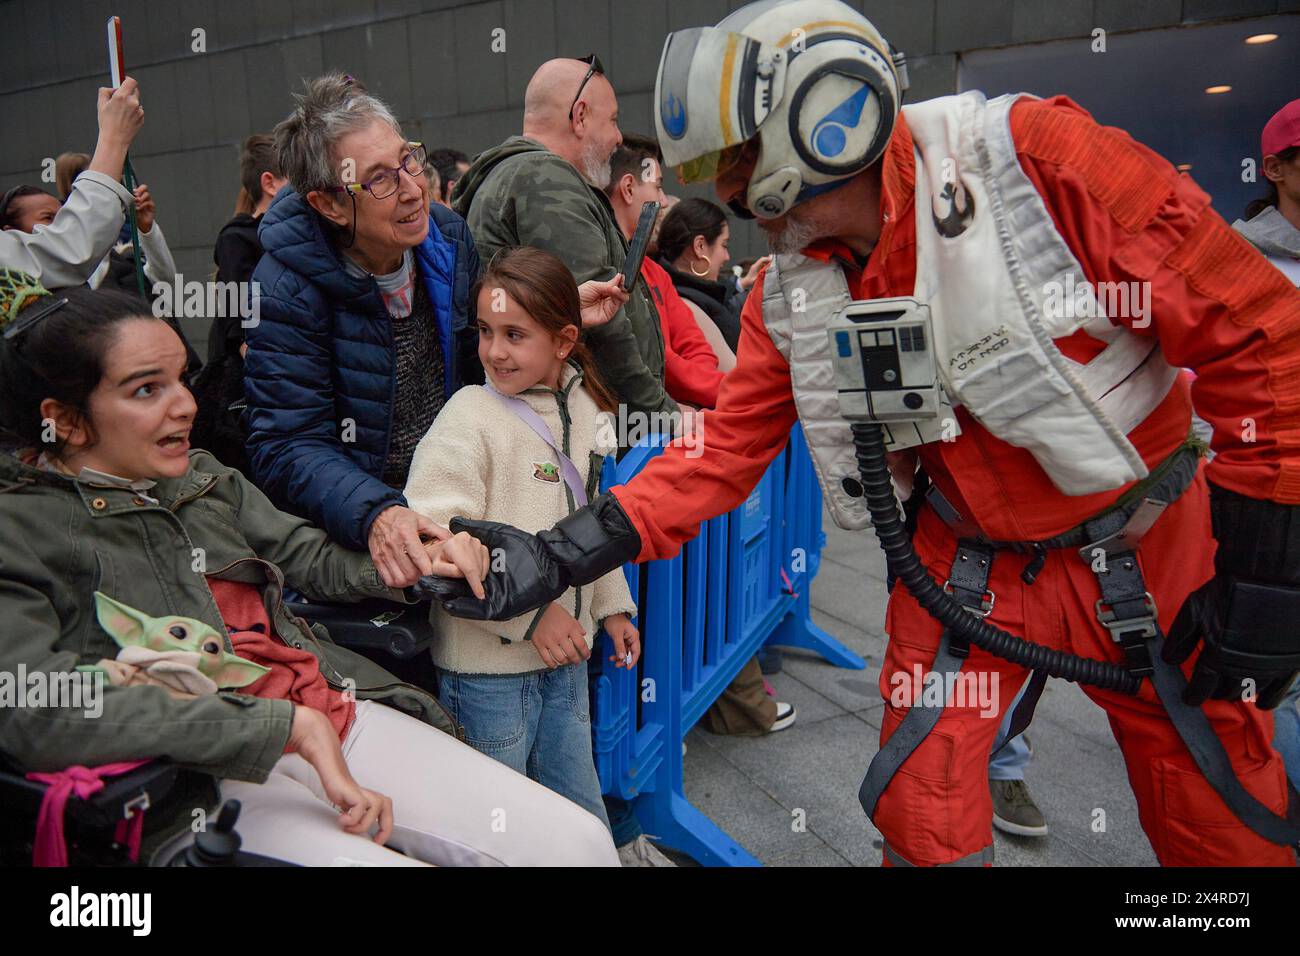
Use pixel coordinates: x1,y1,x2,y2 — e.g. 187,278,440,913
762,91,1179,531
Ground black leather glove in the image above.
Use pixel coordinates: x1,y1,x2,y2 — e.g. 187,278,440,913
413,519,564,621
1163,484,1300,709
412,493,642,622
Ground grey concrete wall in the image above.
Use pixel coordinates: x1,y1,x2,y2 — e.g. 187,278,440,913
2,0,1295,354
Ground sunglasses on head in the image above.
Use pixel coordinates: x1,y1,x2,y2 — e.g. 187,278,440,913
568,54,605,121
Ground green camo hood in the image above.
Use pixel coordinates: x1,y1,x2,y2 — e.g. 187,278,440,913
451,136,551,218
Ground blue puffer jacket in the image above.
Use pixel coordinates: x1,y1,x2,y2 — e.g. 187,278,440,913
245,190,481,550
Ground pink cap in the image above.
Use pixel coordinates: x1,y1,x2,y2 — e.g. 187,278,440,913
1262,98,1300,157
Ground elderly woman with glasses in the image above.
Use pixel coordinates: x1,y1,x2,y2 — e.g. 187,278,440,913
246,73,626,585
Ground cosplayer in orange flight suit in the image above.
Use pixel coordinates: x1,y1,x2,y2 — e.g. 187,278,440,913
426,1,1300,866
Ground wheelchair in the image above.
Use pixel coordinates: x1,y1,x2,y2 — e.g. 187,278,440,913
0,596,435,867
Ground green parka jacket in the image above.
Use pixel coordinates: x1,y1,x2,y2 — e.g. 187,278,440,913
0,448,459,840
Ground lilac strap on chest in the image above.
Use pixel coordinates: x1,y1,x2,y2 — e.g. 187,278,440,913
483,384,588,506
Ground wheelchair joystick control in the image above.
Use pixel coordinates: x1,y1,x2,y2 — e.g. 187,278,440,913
169,799,243,866
166,798,299,867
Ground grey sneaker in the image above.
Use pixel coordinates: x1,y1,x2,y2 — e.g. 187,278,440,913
990,779,1048,837
617,835,678,867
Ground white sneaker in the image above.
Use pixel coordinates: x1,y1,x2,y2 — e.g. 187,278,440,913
768,701,797,732
617,834,678,867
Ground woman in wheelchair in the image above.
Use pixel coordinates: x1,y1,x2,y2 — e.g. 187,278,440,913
0,275,619,866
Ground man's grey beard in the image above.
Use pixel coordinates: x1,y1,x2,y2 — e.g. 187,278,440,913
764,214,821,255
579,140,613,191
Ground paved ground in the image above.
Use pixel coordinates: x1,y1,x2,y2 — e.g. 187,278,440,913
680,507,1159,866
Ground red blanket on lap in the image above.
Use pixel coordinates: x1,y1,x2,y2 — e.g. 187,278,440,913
207,578,355,745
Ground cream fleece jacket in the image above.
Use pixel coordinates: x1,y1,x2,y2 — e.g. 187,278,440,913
404,363,637,675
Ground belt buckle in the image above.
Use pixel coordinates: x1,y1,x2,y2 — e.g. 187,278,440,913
1078,497,1168,560
1094,592,1159,640
943,579,995,617
1095,592,1158,677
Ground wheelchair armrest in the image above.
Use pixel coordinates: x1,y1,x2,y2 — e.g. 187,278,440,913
289,598,434,660
0,758,179,829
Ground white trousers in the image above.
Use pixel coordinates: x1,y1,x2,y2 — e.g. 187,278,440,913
215,700,619,866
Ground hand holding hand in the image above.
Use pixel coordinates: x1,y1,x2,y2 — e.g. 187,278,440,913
368,505,440,589
424,529,489,599
413,497,641,621
412,517,565,619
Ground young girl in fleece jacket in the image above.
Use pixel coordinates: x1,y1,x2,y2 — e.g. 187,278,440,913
404,246,639,830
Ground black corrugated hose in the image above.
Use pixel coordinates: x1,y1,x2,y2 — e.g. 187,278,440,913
851,421,1141,694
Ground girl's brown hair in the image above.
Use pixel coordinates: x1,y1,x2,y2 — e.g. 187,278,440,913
232,187,255,217
474,246,619,414
54,152,91,201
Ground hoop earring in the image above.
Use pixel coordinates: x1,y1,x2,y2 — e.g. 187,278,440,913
691,257,710,277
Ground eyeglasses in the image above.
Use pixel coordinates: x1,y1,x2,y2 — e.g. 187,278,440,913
326,142,427,200
568,55,605,121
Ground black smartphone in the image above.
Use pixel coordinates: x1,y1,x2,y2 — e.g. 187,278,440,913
620,200,660,290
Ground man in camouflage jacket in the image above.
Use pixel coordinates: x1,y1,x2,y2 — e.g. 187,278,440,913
453,58,678,423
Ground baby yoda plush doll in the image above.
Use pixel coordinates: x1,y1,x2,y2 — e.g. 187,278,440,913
77,592,269,699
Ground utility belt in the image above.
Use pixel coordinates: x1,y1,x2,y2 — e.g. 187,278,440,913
924,439,1204,676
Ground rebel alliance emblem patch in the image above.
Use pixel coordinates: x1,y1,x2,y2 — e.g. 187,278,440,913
932,180,975,238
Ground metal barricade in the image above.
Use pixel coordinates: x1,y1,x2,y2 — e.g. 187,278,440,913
591,426,865,866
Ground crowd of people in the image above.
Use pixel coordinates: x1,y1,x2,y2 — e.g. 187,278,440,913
2,0,1299,871
0,50,802,868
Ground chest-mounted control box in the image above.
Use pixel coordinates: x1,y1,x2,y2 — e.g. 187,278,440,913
828,297,941,423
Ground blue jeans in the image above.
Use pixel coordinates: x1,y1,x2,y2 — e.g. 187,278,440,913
438,666,612,832
988,681,1031,781
1273,677,1300,791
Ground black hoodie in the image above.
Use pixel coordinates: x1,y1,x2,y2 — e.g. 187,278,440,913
210,212,263,363
654,257,744,353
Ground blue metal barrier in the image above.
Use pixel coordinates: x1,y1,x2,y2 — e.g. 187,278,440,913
591,426,865,866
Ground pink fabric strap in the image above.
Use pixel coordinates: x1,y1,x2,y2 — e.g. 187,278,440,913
26,760,151,867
